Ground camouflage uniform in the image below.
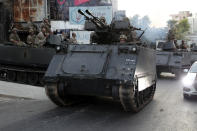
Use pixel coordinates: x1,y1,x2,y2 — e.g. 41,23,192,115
100,16,107,25
69,38,77,44
174,40,179,49
27,21,38,33
27,29,36,46
35,32,46,47
9,33,20,44
180,40,187,49
9,28,25,46
40,19,51,34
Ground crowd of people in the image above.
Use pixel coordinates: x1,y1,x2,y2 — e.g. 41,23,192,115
9,17,78,47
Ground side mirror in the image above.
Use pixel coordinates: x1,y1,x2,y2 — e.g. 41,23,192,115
183,69,189,73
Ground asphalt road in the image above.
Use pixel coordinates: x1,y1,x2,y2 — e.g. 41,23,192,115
0,77,197,131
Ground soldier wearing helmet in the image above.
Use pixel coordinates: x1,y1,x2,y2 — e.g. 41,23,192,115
35,27,48,47
40,18,51,35
27,16,38,33
9,28,26,46
27,28,36,46
100,16,107,25
180,40,187,49
174,39,179,49
120,34,127,43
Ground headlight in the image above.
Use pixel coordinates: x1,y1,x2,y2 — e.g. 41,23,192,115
182,74,196,87
56,46,61,51
182,78,194,87
132,47,137,52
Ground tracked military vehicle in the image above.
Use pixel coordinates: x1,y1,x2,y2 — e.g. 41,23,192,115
44,10,156,112
190,45,197,64
156,40,191,78
0,35,63,85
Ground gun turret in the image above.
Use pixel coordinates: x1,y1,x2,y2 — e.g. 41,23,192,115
78,9,108,30
137,28,147,40
78,9,91,20
85,10,107,28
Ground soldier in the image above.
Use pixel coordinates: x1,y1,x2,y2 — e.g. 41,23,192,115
174,40,179,49
9,28,26,46
180,40,187,49
27,16,38,33
69,33,77,44
27,28,36,46
60,31,69,42
35,27,48,47
167,28,176,42
40,18,51,35
119,34,127,43
100,16,107,25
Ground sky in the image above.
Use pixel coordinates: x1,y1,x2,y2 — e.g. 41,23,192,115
118,0,197,28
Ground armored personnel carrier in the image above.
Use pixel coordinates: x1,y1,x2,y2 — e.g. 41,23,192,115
0,35,63,85
156,40,191,78
190,45,197,64
0,2,65,86
44,10,156,112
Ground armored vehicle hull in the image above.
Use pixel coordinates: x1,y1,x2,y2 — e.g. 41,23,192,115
0,34,63,85
156,51,191,78
44,44,156,112
0,43,57,85
190,52,197,64
190,46,197,64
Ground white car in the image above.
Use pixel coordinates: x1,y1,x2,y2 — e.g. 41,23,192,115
182,62,197,98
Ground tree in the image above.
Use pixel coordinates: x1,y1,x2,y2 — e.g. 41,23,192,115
175,19,190,39
167,20,177,28
141,16,151,29
130,15,140,27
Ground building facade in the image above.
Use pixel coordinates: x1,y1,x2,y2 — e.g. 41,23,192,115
188,15,197,34
171,11,192,21
111,0,118,14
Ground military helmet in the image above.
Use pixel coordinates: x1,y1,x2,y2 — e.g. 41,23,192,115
12,28,18,32
100,16,105,20
100,16,106,23
29,28,34,33
43,17,49,21
120,34,127,40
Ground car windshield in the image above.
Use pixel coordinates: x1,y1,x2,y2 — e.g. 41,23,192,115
189,63,197,73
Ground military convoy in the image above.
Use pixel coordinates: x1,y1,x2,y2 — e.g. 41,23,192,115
156,41,191,78
1,1,196,112
44,10,157,112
